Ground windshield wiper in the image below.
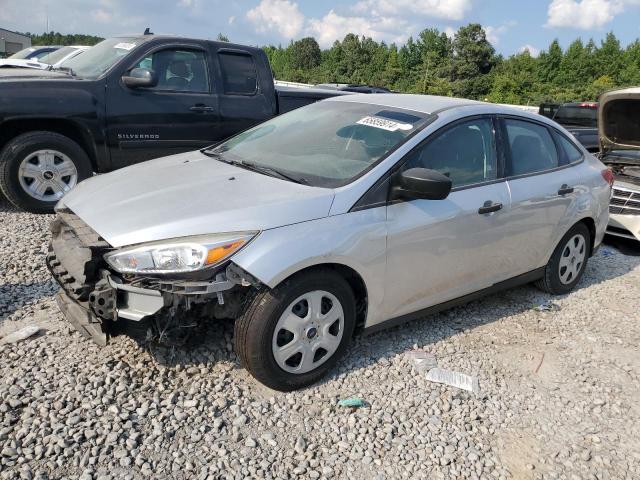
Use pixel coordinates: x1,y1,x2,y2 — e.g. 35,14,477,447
201,149,308,185
241,161,308,185
53,66,76,76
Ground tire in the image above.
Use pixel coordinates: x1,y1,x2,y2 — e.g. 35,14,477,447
0,131,93,213
535,222,591,295
235,269,356,391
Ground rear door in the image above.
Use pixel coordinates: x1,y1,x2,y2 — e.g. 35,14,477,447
384,116,513,319
500,116,584,275
105,42,219,168
212,48,277,140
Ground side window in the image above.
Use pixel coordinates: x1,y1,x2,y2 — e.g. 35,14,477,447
504,119,558,176
218,52,258,95
404,118,497,188
554,131,584,164
132,48,209,93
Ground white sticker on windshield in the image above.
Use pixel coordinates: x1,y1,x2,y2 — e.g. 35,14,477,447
114,42,136,51
356,116,413,131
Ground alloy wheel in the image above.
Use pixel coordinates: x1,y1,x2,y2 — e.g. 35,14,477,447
18,150,78,202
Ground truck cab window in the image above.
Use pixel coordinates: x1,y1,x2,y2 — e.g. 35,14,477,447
218,52,258,95
133,49,209,93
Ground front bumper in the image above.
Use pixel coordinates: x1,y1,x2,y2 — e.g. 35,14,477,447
46,209,239,345
607,183,640,241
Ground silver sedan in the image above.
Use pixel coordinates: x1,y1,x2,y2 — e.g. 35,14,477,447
48,94,612,391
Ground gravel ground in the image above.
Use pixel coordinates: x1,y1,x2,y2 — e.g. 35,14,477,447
1,196,640,480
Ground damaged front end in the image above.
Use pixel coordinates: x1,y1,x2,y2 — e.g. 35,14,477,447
46,209,260,346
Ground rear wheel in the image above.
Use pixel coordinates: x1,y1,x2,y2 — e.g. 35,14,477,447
0,131,92,213
235,270,356,391
536,223,591,294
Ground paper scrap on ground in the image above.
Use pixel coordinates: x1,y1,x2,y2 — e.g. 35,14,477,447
425,368,480,394
0,325,41,345
534,301,561,312
406,350,438,373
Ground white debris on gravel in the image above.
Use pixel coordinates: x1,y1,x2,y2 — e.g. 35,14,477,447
1,196,640,480
425,368,480,394
0,325,41,345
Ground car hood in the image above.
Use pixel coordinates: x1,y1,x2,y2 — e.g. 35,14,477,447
599,87,640,162
0,66,67,79
0,59,47,70
61,151,336,248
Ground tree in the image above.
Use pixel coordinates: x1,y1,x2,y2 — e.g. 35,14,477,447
216,33,229,42
595,32,624,82
538,40,562,84
289,37,321,71
451,24,496,98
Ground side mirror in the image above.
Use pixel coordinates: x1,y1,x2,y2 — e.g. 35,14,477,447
393,167,452,201
122,68,157,88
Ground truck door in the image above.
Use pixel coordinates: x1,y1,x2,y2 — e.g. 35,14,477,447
212,48,277,140
105,43,219,169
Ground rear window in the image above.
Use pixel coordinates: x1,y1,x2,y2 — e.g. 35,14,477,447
553,105,598,128
505,119,559,176
218,52,257,95
554,131,583,164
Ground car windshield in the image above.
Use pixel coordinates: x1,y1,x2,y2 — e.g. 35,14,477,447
554,105,598,127
62,37,146,78
207,101,432,187
8,48,38,59
39,46,78,66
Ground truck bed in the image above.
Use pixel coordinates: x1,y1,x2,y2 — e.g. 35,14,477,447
275,85,351,114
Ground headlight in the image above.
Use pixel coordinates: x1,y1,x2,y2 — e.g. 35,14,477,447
104,232,257,274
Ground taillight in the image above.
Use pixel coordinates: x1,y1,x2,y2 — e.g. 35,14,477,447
601,169,614,187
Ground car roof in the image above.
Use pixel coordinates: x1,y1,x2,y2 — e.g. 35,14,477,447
324,93,571,129
325,93,482,114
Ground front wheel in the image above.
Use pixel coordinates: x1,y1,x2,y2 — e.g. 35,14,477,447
535,222,591,295
235,269,356,391
0,131,93,213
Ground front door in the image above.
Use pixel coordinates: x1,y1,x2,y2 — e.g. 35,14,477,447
105,44,219,169
384,116,513,319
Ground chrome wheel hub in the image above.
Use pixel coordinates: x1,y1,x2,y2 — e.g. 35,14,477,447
558,234,586,285
272,290,344,374
18,150,78,202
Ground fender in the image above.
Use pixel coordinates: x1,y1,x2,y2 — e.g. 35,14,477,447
0,78,108,170
232,208,389,327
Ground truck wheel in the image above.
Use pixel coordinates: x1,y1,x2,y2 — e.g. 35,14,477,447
0,131,92,213
535,222,591,295
235,269,356,391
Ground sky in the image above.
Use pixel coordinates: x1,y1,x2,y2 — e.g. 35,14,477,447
2,0,640,56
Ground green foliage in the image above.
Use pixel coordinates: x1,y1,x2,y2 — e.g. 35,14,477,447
261,25,640,104
23,26,640,105
24,31,103,46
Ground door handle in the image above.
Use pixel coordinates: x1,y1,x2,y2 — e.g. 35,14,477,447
478,201,503,214
558,184,574,195
190,105,215,112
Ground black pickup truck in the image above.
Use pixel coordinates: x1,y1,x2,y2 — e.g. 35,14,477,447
552,102,599,152
0,35,344,212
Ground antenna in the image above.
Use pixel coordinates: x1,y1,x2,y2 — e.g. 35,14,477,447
143,27,153,35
